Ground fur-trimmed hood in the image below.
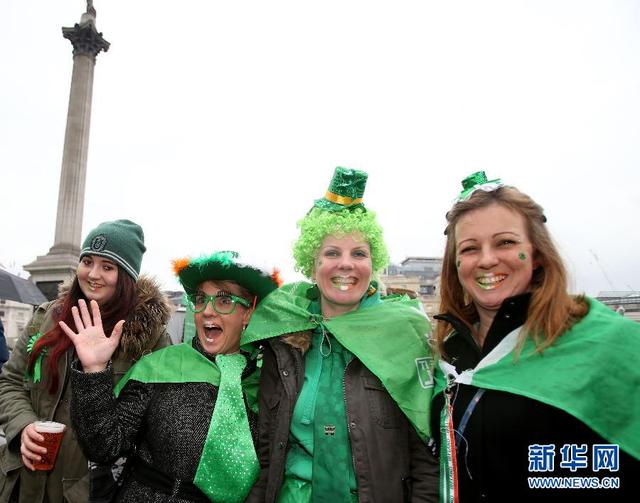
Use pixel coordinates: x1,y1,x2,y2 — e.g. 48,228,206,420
119,275,172,360
57,275,172,361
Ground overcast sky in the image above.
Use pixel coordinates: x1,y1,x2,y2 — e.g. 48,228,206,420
1,1,639,296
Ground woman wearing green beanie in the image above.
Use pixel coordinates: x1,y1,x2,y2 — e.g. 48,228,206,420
65,251,281,502
245,168,439,503
0,219,172,503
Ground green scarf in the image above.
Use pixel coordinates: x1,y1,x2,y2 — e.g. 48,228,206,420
113,343,260,501
434,297,640,460
242,281,435,440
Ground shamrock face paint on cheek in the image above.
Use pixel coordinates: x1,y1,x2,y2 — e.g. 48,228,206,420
518,252,526,261
456,259,461,269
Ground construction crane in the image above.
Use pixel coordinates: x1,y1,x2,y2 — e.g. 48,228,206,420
589,249,616,291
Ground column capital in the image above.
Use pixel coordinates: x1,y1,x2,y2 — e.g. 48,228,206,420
62,21,110,58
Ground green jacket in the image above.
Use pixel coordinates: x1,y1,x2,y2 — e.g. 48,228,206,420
0,276,171,503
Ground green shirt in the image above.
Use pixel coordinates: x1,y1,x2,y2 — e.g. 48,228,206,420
285,297,380,489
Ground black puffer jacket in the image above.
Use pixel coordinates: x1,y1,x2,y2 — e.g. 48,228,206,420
246,331,439,503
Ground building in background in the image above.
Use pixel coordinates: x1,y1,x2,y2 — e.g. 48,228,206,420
381,257,443,317
164,290,186,344
595,291,640,322
0,300,35,349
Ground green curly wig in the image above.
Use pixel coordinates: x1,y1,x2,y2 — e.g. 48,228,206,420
293,207,389,278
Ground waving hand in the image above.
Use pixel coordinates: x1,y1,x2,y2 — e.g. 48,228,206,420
59,299,124,373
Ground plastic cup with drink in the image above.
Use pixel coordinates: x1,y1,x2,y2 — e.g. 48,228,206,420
33,421,66,471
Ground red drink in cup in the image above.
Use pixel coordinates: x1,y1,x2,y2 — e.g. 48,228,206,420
33,421,66,471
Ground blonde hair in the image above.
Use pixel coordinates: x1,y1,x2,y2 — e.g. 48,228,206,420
437,186,588,354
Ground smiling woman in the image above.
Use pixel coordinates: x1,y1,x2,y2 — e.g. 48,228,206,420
0,219,171,503
244,167,438,503
312,234,373,318
76,255,119,305
454,203,537,345
431,171,640,502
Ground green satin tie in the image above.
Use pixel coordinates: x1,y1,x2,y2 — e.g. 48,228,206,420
194,353,259,502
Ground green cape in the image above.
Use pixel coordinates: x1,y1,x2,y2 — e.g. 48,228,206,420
241,281,435,440
113,343,260,412
434,298,640,460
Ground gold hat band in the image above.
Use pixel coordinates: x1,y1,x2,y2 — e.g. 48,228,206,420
324,191,363,206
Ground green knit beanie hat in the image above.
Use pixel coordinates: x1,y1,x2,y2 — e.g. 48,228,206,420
80,219,146,281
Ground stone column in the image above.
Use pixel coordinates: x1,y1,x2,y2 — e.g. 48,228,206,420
24,5,109,300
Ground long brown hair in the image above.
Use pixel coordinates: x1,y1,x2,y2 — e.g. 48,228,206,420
437,186,588,354
28,265,138,393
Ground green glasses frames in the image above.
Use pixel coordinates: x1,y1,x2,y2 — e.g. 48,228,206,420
187,292,251,314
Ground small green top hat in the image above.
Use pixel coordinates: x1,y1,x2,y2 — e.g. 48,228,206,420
313,167,368,212
456,171,503,202
172,251,282,302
